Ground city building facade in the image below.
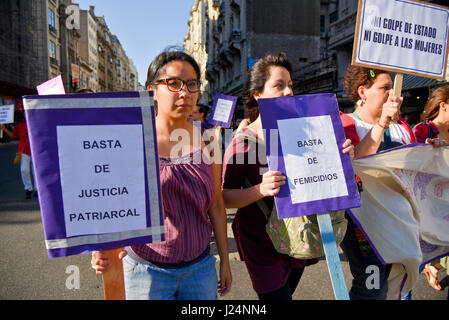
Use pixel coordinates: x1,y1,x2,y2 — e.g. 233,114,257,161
0,0,56,104
185,0,322,119
0,0,137,108
185,0,448,123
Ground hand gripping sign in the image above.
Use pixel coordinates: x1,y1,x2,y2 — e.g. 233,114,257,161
22,91,164,259
259,94,361,300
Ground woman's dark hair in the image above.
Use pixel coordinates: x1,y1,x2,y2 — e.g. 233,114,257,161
145,51,201,89
75,87,95,93
421,84,449,122
197,103,209,117
14,110,25,122
343,65,389,103
242,52,293,122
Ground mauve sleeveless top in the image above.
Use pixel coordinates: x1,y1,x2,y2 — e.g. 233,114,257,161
132,149,214,263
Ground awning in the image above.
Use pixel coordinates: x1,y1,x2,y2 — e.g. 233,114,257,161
401,74,446,91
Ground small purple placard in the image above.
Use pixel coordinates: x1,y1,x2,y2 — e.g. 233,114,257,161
206,93,237,128
22,91,165,257
258,94,361,218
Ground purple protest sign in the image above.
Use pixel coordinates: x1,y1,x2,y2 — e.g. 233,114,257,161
258,94,361,219
22,91,164,258
206,93,237,128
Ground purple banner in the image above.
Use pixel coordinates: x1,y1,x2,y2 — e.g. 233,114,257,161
258,94,361,218
23,91,165,257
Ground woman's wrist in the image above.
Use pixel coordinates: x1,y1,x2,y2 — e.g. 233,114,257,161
376,121,389,130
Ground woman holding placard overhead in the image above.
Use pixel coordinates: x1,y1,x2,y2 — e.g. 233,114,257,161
222,52,354,300
91,51,232,300
340,65,416,300
340,65,448,300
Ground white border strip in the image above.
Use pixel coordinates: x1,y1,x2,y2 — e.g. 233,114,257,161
45,225,165,249
23,97,142,110
139,91,163,243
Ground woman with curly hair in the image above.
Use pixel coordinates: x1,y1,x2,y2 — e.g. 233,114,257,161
339,65,415,300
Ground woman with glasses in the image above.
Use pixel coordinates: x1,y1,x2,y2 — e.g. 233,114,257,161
91,51,232,300
221,52,353,300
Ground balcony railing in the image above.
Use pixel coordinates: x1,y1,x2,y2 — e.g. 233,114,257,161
328,12,357,48
49,25,57,36
49,57,59,66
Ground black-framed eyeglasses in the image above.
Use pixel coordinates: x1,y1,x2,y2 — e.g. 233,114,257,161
152,78,201,93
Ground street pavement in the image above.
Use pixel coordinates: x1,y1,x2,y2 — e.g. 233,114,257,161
0,140,447,300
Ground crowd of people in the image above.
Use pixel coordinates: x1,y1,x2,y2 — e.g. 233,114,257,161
89,50,448,300
5,49,446,300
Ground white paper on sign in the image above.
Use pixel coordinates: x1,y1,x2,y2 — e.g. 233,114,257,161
0,105,15,124
57,124,147,237
277,116,348,203
213,98,233,123
37,75,66,95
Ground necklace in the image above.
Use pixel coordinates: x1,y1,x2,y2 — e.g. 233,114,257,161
352,111,362,121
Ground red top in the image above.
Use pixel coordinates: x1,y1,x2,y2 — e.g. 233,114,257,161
12,121,31,155
222,128,317,294
339,112,416,147
413,121,439,143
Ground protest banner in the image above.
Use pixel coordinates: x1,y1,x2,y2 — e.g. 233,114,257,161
37,75,66,95
0,104,14,124
22,91,165,299
258,94,361,299
351,144,449,299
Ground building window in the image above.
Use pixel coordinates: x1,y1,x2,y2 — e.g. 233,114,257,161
48,8,57,34
49,9,55,27
49,40,56,58
320,15,325,34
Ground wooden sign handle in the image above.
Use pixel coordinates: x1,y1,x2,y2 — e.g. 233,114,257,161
393,73,403,98
391,73,404,124
101,248,126,300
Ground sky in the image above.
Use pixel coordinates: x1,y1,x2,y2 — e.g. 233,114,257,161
75,0,196,86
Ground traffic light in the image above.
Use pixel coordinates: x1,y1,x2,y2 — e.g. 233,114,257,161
71,76,78,89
